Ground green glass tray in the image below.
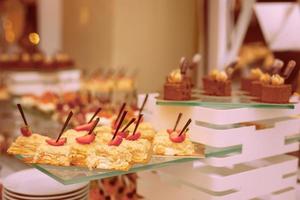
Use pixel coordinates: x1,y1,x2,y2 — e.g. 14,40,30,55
156,89,296,109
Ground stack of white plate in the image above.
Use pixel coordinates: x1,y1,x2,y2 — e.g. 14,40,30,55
2,169,89,200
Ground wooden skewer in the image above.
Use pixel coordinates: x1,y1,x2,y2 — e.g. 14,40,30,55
112,111,127,140
17,104,28,126
88,107,101,123
178,119,192,136
173,113,182,131
121,118,136,132
133,114,143,135
88,117,100,135
56,111,73,142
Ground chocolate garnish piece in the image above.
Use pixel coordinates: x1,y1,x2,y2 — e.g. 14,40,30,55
178,119,192,136
132,114,143,135
173,113,182,131
112,111,127,140
138,94,148,116
121,118,136,132
87,117,100,135
56,111,73,142
283,60,296,80
272,59,284,74
17,104,28,126
114,103,126,127
88,107,101,123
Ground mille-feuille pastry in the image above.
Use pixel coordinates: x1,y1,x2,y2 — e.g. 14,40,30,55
33,143,72,166
70,118,99,166
95,110,134,145
86,144,132,171
33,111,73,166
7,134,49,157
153,117,194,156
121,115,152,164
87,111,133,171
127,122,156,142
7,104,49,157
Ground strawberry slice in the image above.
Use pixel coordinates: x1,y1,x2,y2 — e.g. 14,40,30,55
76,134,95,144
113,131,128,138
126,132,141,141
74,121,95,131
108,135,123,146
20,126,32,137
46,138,67,146
169,132,186,143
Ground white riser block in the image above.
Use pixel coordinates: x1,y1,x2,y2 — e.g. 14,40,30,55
159,155,298,200
140,93,300,126
191,118,300,147
269,188,296,200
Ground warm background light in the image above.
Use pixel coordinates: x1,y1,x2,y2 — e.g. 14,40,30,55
28,32,40,45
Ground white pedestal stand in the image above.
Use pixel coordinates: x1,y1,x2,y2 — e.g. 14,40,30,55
139,93,300,200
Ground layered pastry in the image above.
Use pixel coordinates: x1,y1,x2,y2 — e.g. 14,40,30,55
153,130,194,156
32,111,73,166
7,134,49,157
71,118,99,166
7,104,49,157
121,138,152,164
250,73,271,98
121,115,152,164
33,143,72,166
202,69,231,96
127,122,156,142
261,74,292,103
241,68,263,92
153,118,194,156
86,145,132,171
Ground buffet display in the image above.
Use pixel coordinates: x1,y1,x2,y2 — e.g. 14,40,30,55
7,99,203,172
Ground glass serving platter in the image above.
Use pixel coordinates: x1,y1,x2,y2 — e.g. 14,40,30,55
15,134,300,185
156,89,296,109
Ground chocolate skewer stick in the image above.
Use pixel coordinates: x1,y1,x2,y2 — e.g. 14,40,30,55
112,111,127,140
283,60,296,79
178,119,192,136
17,104,28,126
87,117,100,135
173,113,182,131
121,118,136,132
138,94,148,116
114,103,126,127
133,114,143,135
56,111,73,142
88,107,102,123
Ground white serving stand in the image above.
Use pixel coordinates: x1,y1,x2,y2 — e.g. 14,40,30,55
139,93,300,200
